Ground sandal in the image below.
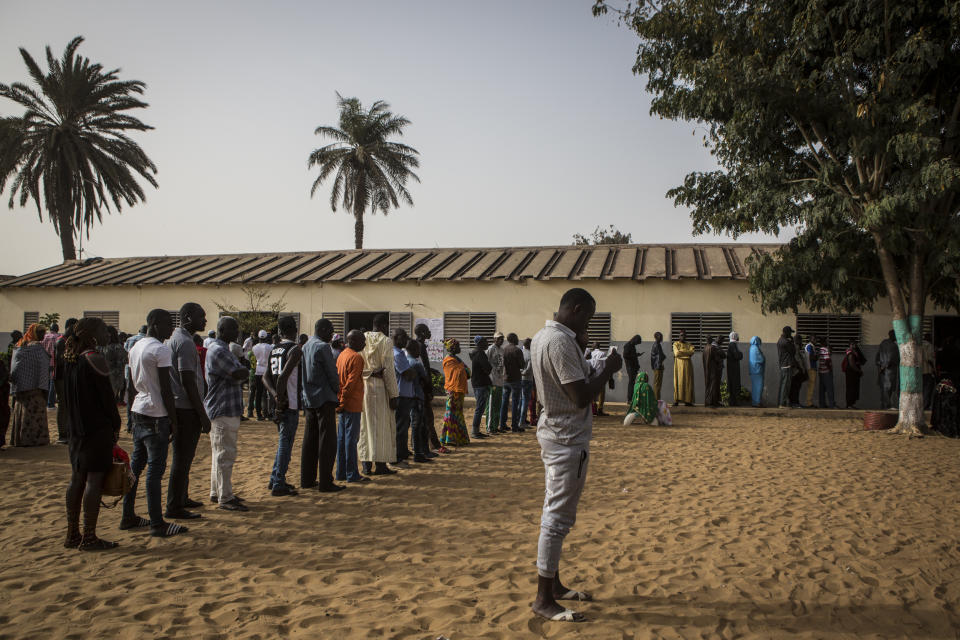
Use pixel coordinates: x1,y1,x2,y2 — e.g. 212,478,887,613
78,536,119,551
151,522,188,538
64,534,82,549
119,516,151,530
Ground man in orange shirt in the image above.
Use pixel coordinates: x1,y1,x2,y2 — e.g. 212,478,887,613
336,330,368,483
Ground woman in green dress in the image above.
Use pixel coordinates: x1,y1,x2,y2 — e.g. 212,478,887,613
624,371,658,426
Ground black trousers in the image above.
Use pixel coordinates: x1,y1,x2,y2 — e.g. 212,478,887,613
301,403,338,488
424,398,440,450
625,364,638,405
248,375,265,417
166,408,202,512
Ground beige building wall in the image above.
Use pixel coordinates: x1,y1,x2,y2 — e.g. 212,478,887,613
0,278,907,344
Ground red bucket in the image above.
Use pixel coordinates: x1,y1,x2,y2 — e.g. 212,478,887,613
863,412,897,431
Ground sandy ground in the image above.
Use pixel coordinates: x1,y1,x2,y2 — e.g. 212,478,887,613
0,406,959,640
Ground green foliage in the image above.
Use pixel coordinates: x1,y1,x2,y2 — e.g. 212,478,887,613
431,372,444,395
39,312,60,328
719,381,751,407
594,0,960,321
0,36,157,261
572,225,633,245
214,285,287,340
308,94,420,249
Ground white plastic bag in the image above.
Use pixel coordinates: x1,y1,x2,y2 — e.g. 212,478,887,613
656,400,673,426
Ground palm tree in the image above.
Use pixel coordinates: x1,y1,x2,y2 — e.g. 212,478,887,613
308,94,420,249
0,36,157,261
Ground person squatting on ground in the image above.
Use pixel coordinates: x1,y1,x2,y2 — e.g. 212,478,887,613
300,318,342,493
530,287,622,623
121,309,187,538
205,316,250,512
63,317,122,550
263,316,302,497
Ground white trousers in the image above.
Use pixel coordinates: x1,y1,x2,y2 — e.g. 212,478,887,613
209,415,241,503
536,434,589,578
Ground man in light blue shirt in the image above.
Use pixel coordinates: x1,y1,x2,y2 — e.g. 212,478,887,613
393,329,417,467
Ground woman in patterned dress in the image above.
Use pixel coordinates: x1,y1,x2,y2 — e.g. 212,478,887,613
440,339,471,452
9,323,50,447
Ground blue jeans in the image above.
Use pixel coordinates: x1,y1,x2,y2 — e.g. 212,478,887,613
122,413,171,528
472,386,490,435
520,380,534,425
500,381,522,429
336,412,362,481
270,409,299,488
395,396,415,460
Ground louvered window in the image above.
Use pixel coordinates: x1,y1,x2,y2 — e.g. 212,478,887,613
586,313,612,350
389,312,413,337
443,312,496,346
321,312,345,336
23,311,39,333
670,313,732,351
165,311,183,329
83,310,120,329
795,314,861,353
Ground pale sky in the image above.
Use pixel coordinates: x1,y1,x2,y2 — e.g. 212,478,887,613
0,0,779,277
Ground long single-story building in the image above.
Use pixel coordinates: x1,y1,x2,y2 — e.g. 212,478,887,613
2,243,957,409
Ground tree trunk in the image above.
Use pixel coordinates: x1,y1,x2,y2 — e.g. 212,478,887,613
354,209,364,250
57,209,77,261
891,332,927,436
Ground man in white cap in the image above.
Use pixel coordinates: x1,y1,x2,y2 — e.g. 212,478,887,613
486,332,506,432
249,330,272,420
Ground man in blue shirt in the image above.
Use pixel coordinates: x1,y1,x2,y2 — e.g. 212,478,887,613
300,318,342,492
405,339,433,464
393,329,417,468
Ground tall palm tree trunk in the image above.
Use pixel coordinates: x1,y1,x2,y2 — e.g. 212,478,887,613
57,208,77,261
354,207,364,250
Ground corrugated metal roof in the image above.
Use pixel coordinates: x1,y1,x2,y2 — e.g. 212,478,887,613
0,244,780,288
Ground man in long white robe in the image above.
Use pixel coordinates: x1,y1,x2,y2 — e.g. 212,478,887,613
357,315,399,475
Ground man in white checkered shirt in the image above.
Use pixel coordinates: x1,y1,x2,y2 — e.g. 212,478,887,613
529,288,622,623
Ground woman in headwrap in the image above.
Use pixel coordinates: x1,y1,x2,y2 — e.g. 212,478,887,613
726,332,743,406
440,339,470,452
63,317,121,550
624,371,658,425
9,323,50,446
748,336,765,407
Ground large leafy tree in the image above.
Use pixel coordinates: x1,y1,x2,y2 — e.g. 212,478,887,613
594,0,960,435
308,94,420,250
0,36,157,261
